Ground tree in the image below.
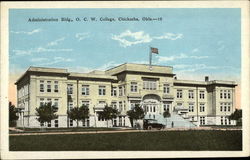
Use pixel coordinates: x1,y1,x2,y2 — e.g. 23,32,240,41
79,104,90,127
126,104,145,127
9,102,19,127
99,105,119,127
36,102,58,128
228,109,242,126
163,109,171,128
67,106,81,127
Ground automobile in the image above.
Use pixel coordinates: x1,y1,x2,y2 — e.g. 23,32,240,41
143,119,165,130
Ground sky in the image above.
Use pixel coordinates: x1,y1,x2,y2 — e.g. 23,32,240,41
9,8,241,106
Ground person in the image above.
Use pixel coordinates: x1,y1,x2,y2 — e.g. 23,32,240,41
171,121,174,128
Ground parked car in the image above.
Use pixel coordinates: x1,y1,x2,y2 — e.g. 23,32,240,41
143,119,165,130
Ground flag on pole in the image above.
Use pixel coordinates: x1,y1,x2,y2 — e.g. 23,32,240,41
151,47,159,54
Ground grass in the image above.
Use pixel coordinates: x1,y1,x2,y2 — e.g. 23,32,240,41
9,130,242,151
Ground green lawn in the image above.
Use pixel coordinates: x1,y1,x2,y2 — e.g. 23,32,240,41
9,130,242,151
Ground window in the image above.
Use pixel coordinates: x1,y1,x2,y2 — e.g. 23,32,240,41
111,102,117,109
123,101,126,111
67,84,73,95
163,103,170,111
191,117,194,121
47,81,51,92
228,90,231,99
82,85,89,95
40,122,44,127
228,103,231,112
220,90,223,99
200,117,205,125
47,98,52,105
48,121,51,127
54,99,59,108
189,103,194,112
70,119,73,127
54,81,59,92
55,120,58,127
68,102,73,110
119,101,123,111
224,103,227,112
99,86,106,95
224,118,227,125
163,84,170,94
199,103,205,112
40,80,44,92
177,90,182,98
220,103,223,112
111,87,117,96
221,116,224,125
224,90,227,99
199,91,205,99
188,90,194,99
143,80,157,90
40,98,45,106
119,86,123,96
130,82,138,92
82,101,90,107
153,106,156,112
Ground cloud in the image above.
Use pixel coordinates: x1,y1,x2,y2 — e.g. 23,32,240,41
13,37,73,56
153,33,183,40
31,56,74,66
13,47,73,55
111,30,152,47
111,30,183,47
47,37,65,46
75,33,90,41
11,28,42,35
156,53,209,63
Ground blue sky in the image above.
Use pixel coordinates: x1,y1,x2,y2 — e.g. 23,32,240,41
9,8,241,81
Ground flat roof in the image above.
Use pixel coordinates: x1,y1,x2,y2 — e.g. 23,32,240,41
106,63,173,75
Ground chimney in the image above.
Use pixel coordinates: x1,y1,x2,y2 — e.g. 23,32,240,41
205,76,209,82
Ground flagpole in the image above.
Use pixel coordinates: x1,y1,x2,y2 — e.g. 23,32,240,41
149,46,152,70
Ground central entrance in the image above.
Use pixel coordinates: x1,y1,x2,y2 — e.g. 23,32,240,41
142,94,161,119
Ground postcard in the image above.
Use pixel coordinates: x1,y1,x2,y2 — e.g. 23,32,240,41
1,1,249,159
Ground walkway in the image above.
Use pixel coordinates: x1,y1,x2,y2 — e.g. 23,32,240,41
9,127,241,136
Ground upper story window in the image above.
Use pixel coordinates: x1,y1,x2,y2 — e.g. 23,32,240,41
220,90,231,99
119,86,123,96
99,86,106,96
163,103,170,111
119,101,123,111
67,84,73,95
130,82,138,92
199,91,205,99
189,103,194,112
220,103,223,112
82,85,89,95
143,79,157,90
227,90,231,99
224,90,227,99
111,87,117,96
163,84,170,94
199,103,205,112
220,90,223,99
40,80,44,92
54,81,59,93
188,90,194,99
47,81,51,92
177,90,183,98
